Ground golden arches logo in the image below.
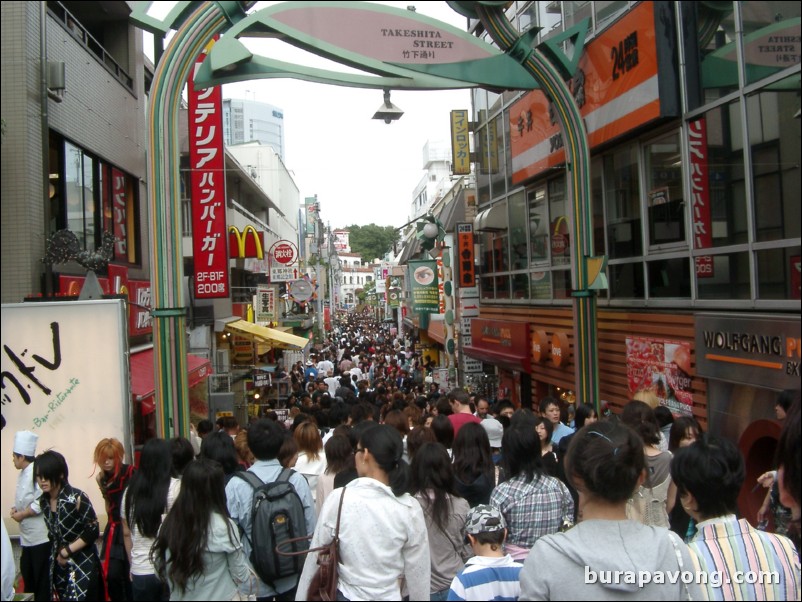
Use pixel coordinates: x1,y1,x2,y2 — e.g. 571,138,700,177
228,225,264,259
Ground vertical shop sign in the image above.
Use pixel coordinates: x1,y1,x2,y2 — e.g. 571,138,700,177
189,41,228,298
254,287,276,324
450,110,471,175
688,118,714,278
111,168,128,259
456,223,476,288
626,337,693,416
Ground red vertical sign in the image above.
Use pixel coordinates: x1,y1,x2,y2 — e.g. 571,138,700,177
688,118,714,278
189,43,229,298
456,223,476,288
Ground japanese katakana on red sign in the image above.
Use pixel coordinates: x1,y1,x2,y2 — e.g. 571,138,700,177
189,42,229,298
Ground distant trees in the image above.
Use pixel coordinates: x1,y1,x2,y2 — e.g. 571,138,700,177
345,224,399,263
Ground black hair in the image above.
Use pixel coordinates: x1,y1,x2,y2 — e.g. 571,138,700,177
494,400,515,416
670,434,745,519
653,405,674,429
409,442,460,532
407,426,437,461
538,396,560,414
200,431,240,475
197,419,214,437
124,438,174,538
574,403,597,430
472,529,506,549
14,453,36,463
502,425,544,483
247,418,286,460
33,450,69,490
776,389,797,413
431,415,454,449
668,416,703,452
452,422,494,485
359,424,409,497
170,437,195,477
435,397,453,417
153,458,237,593
565,421,644,503
510,408,537,431
323,435,354,476
621,400,661,446
533,415,554,445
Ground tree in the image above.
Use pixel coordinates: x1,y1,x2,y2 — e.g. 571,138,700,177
345,224,399,263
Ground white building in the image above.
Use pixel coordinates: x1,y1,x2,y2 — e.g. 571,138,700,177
222,98,286,161
409,140,454,221
338,253,374,308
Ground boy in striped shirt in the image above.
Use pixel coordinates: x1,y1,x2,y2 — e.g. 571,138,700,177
448,505,523,601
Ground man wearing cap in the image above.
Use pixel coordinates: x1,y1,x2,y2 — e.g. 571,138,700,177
447,505,522,601
11,431,50,601
481,417,505,470
304,359,318,383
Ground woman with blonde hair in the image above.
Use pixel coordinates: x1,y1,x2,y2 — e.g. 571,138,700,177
293,421,326,502
233,429,254,469
93,437,134,601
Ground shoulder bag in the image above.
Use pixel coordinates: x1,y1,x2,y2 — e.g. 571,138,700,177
276,486,347,601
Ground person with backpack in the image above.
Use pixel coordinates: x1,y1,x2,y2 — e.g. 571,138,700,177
225,418,316,601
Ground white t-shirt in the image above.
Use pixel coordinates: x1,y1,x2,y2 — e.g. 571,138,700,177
293,452,326,503
122,477,181,575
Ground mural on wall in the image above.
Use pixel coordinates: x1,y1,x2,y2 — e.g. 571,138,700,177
626,336,693,416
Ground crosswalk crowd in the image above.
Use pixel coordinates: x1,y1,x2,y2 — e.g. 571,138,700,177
6,310,801,601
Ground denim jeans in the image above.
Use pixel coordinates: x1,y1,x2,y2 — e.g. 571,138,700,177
131,573,168,601
430,588,450,601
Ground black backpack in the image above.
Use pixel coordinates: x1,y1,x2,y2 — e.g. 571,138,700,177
233,469,310,584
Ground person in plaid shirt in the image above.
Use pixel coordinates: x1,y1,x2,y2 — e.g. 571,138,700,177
490,424,574,561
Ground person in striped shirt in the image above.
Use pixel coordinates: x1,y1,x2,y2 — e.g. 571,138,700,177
447,505,522,601
671,434,801,600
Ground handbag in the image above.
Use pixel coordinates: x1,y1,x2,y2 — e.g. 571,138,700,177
276,486,347,602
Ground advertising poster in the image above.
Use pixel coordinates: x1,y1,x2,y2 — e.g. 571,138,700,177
626,337,693,416
409,259,439,314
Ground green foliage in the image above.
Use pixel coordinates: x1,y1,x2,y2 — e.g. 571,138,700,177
356,279,376,304
344,224,399,264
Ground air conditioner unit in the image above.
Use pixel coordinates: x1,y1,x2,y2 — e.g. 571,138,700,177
215,349,230,373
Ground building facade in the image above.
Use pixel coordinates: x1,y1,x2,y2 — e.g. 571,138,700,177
462,1,799,519
222,98,286,162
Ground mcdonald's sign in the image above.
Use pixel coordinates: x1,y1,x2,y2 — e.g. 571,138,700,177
228,226,264,259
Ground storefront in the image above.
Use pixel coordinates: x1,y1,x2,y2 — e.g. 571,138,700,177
463,318,531,407
695,313,801,521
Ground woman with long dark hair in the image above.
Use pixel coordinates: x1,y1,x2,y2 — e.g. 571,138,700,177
153,458,250,600
93,437,135,601
199,430,241,483
121,438,179,601
667,416,703,541
519,422,702,600
296,424,430,601
316,434,354,514
409,442,471,601
35,450,102,601
490,426,574,561
452,422,497,508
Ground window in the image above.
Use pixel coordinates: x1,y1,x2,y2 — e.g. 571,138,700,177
644,133,685,247
508,191,528,270
604,144,642,259
528,187,549,264
65,141,98,252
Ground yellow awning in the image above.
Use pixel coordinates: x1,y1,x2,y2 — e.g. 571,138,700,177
225,320,308,350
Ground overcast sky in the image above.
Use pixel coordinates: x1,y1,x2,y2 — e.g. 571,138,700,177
217,1,474,230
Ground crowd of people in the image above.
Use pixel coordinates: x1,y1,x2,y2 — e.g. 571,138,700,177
3,310,800,601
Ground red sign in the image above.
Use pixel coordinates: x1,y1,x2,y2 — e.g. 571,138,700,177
269,240,298,265
688,118,714,278
456,223,476,288
189,41,228,298
626,337,693,416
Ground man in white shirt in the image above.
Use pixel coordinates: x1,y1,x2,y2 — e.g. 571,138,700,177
316,356,334,375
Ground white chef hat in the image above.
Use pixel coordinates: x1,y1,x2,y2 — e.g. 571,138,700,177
14,431,39,457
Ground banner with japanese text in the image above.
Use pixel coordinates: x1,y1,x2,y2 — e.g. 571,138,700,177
189,40,228,298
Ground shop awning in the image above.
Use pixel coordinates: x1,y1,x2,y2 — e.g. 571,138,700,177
474,204,507,232
463,345,530,373
224,319,308,349
130,349,212,405
426,318,446,345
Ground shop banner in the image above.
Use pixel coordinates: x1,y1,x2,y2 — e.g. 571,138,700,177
189,40,228,298
626,337,693,416
409,259,439,314
254,286,277,324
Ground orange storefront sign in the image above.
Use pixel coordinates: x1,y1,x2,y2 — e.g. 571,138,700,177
510,2,676,184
